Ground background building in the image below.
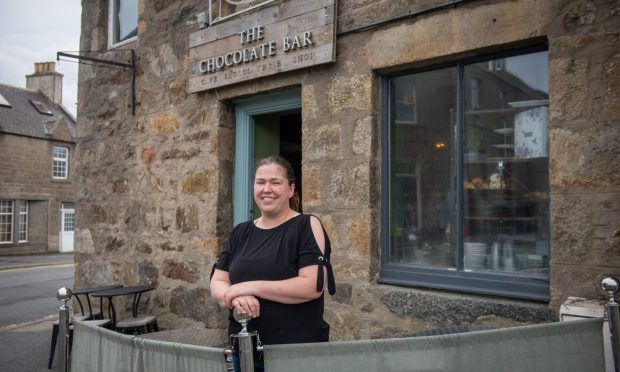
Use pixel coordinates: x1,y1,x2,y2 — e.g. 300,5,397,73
0,62,77,255
74,0,619,338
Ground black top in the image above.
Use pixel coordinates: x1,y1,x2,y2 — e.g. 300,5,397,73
215,214,335,345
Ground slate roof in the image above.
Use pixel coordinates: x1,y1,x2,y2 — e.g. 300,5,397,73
0,83,76,142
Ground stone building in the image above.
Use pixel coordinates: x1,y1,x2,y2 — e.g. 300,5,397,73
75,0,619,338
0,62,77,254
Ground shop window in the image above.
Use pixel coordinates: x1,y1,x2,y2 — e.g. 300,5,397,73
380,48,550,301
53,146,69,179
108,0,138,48
18,201,28,242
0,200,13,243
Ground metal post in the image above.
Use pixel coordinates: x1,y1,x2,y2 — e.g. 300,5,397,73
224,308,263,372
57,287,73,372
602,277,620,372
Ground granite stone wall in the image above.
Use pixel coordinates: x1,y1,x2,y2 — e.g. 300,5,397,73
75,0,619,338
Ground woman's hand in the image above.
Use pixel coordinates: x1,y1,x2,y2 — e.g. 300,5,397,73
230,295,261,318
224,282,255,307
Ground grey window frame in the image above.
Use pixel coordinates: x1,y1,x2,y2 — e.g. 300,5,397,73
379,45,550,302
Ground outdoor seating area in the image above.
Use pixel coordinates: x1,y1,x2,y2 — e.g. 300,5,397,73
69,318,605,372
48,284,158,369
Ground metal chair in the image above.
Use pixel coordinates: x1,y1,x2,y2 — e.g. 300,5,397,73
115,315,159,334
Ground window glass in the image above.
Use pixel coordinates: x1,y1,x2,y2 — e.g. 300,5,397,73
0,200,13,243
383,49,550,299
53,146,69,179
389,68,456,268
463,51,549,275
111,0,138,46
64,212,75,232
19,201,28,242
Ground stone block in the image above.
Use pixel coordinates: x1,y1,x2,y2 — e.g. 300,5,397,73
304,125,342,160
549,57,589,122
333,283,353,305
191,237,220,257
549,264,620,308
125,200,147,232
170,286,227,328
162,259,199,283
176,204,199,233
550,126,620,188
75,228,95,254
301,164,321,207
352,115,374,156
149,111,180,136
160,147,201,160
301,84,319,120
329,164,370,207
138,260,159,286
141,147,156,164
158,241,184,252
182,170,218,194
551,192,620,267
561,0,597,31
346,210,372,258
327,74,372,114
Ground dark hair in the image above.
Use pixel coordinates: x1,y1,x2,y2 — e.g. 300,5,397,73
254,155,300,211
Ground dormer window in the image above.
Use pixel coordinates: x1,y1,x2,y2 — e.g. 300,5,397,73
108,0,138,48
30,99,53,115
0,93,11,108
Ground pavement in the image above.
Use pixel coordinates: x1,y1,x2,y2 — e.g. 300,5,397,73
0,253,74,371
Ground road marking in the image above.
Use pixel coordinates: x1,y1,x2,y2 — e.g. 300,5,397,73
0,263,74,273
0,313,57,332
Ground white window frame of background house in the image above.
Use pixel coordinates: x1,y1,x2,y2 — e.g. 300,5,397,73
0,200,13,243
108,0,138,49
18,201,28,242
53,146,69,179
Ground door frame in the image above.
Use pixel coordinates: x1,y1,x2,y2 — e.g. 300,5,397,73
59,202,75,252
233,88,301,226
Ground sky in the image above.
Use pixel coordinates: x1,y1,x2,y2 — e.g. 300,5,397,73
0,1,82,117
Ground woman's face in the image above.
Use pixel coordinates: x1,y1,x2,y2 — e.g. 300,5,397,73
254,163,294,215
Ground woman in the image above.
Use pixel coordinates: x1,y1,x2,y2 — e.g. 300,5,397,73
210,156,335,371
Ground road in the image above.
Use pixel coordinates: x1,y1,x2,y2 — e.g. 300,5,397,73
0,264,74,328
0,261,74,371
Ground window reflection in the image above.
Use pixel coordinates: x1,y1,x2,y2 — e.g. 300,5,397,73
463,51,549,276
390,68,456,268
388,50,550,279
113,0,138,44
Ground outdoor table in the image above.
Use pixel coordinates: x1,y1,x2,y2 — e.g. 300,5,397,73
137,328,228,348
91,285,154,328
72,285,123,319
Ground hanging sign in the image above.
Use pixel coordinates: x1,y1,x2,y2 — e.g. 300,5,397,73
189,0,336,92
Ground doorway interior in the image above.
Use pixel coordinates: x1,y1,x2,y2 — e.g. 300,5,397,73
233,88,302,225
252,111,302,220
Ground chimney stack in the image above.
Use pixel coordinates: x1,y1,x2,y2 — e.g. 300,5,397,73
26,62,63,105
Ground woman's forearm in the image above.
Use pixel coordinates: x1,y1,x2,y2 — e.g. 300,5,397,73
225,265,325,305
210,270,232,308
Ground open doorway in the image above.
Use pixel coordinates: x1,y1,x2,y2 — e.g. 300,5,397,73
232,88,302,226
252,111,302,220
